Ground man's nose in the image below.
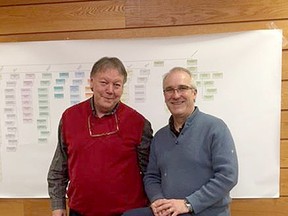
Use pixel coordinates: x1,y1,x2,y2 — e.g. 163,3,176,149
172,89,181,97
106,83,114,92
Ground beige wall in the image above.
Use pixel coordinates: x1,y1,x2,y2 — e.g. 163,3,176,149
0,1,287,215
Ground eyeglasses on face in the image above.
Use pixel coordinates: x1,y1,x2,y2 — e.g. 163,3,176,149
163,85,194,96
87,113,119,137
98,80,123,90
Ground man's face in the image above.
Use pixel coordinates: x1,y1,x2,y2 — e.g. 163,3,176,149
90,68,124,116
163,70,197,119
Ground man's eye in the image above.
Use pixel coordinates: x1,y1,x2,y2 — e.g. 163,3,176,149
114,83,122,88
165,88,173,92
179,86,189,90
100,81,108,85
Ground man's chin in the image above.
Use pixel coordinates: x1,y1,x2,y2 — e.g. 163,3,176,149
168,106,184,114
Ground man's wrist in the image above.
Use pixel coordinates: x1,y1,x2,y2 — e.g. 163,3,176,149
184,199,193,213
51,198,67,211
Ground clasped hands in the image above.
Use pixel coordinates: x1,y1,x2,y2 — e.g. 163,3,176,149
150,198,189,216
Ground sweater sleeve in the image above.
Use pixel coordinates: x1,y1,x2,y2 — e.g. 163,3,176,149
186,122,238,214
137,119,153,174
143,137,165,203
47,120,69,210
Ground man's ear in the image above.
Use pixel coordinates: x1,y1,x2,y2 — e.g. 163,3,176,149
89,78,93,92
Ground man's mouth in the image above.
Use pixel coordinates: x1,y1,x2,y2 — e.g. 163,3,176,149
171,101,184,105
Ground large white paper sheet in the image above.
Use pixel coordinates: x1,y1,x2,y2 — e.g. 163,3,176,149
0,30,282,198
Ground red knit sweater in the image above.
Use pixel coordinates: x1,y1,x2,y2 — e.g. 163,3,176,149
62,100,148,216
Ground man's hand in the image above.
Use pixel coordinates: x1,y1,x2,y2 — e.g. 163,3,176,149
52,209,67,216
151,199,189,216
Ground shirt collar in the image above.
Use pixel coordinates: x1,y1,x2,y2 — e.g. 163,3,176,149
169,106,198,136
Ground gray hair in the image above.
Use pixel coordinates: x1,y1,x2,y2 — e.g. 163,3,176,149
162,67,197,90
90,57,127,83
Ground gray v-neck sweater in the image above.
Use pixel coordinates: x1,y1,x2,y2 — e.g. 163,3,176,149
144,107,238,215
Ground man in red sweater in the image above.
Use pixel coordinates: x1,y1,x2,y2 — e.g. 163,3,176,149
47,57,153,216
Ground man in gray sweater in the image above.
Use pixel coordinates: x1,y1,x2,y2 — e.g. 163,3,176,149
123,67,238,216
